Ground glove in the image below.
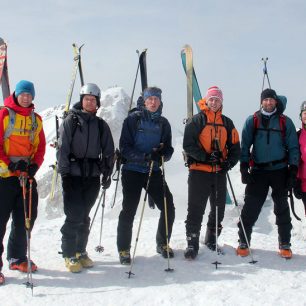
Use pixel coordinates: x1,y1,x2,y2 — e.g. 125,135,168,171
240,162,254,184
8,160,28,172
208,151,222,163
220,160,232,172
293,179,302,200
102,175,111,189
287,165,298,190
150,150,162,162
28,163,39,178
62,175,73,192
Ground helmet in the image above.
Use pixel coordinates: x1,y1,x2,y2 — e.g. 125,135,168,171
80,83,101,98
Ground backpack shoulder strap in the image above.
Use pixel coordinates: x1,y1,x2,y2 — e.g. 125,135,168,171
279,114,286,139
4,107,16,140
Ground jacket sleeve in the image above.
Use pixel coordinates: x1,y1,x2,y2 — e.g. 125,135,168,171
57,115,74,176
32,114,46,167
240,115,255,164
183,115,207,162
0,108,11,167
100,119,115,176
285,117,299,167
119,115,147,162
225,118,241,167
160,118,174,162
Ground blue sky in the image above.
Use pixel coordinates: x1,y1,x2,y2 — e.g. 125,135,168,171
1,0,306,131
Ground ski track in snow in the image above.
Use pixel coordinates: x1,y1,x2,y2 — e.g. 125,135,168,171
1,87,306,306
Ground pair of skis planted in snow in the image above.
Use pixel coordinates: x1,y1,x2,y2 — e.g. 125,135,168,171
49,43,84,200
181,44,232,205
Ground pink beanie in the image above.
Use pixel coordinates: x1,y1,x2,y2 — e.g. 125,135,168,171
205,86,223,102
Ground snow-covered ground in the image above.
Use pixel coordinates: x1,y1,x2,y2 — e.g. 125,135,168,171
1,87,306,306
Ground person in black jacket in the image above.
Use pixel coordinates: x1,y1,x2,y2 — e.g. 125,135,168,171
116,87,175,264
57,83,114,272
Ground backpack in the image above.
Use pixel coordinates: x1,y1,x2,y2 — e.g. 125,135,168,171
253,111,286,141
70,112,104,139
1,106,38,143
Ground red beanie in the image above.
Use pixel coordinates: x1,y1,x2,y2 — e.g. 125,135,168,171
205,86,223,102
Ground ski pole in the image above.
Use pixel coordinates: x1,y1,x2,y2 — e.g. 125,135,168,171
127,160,154,278
288,190,301,221
161,156,174,272
226,172,257,264
111,149,121,208
261,57,271,90
95,189,107,253
20,173,34,294
89,188,105,234
128,50,141,111
211,139,221,269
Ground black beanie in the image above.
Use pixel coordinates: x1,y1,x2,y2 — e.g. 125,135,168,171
261,88,277,102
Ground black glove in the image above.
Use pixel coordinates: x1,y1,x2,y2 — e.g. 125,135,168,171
150,150,162,162
220,160,232,172
62,175,73,192
240,162,254,184
208,151,222,163
102,175,111,189
293,179,303,200
28,163,38,178
8,160,28,172
287,165,298,190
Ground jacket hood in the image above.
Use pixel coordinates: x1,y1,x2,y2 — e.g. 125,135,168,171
4,94,35,116
198,98,223,114
276,95,287,114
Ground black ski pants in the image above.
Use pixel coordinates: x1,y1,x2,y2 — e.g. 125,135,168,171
0,176,38,269
185,170,227,235
238,167,292,245
61,176,100,257
117,169,175,251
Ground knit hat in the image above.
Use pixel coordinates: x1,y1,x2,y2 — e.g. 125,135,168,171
143,87,162,101
261,88,277,102
15,80,35,99
205,86,223,102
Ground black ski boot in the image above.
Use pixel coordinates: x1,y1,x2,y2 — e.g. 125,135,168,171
204,227,223,255
184,233,199,260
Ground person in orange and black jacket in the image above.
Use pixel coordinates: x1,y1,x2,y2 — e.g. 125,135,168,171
0,80,46,284
183,86,240,259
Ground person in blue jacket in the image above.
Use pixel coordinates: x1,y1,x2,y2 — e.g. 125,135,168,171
116,87,175,264
236,88,299,259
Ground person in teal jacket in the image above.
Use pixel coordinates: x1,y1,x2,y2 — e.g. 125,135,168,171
236,88,299,259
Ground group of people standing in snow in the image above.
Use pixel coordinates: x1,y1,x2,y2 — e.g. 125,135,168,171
0,78,304,284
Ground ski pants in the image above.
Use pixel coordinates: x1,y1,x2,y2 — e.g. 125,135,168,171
61,176,100,257
117,169,175,251
185,170,227,235
238,167,292,245
0,176,38,269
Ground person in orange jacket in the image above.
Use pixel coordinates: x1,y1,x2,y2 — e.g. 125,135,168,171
183,86,240,259
0,80,46,285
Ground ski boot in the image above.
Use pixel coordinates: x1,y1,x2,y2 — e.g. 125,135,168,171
0,272,4,285
119,250,131,265
156,245,174,258
236,242,250,257
204,227,223,254
184,233,199,260
65,257,82,273
279,244,292,259
9,258,38,273
76,252,94,268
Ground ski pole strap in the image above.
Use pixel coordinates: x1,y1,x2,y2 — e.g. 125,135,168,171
288,190,301,221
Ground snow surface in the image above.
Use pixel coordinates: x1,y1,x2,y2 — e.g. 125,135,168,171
1,87,306,306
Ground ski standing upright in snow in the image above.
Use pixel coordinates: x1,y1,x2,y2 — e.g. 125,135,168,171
0,37,10,100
